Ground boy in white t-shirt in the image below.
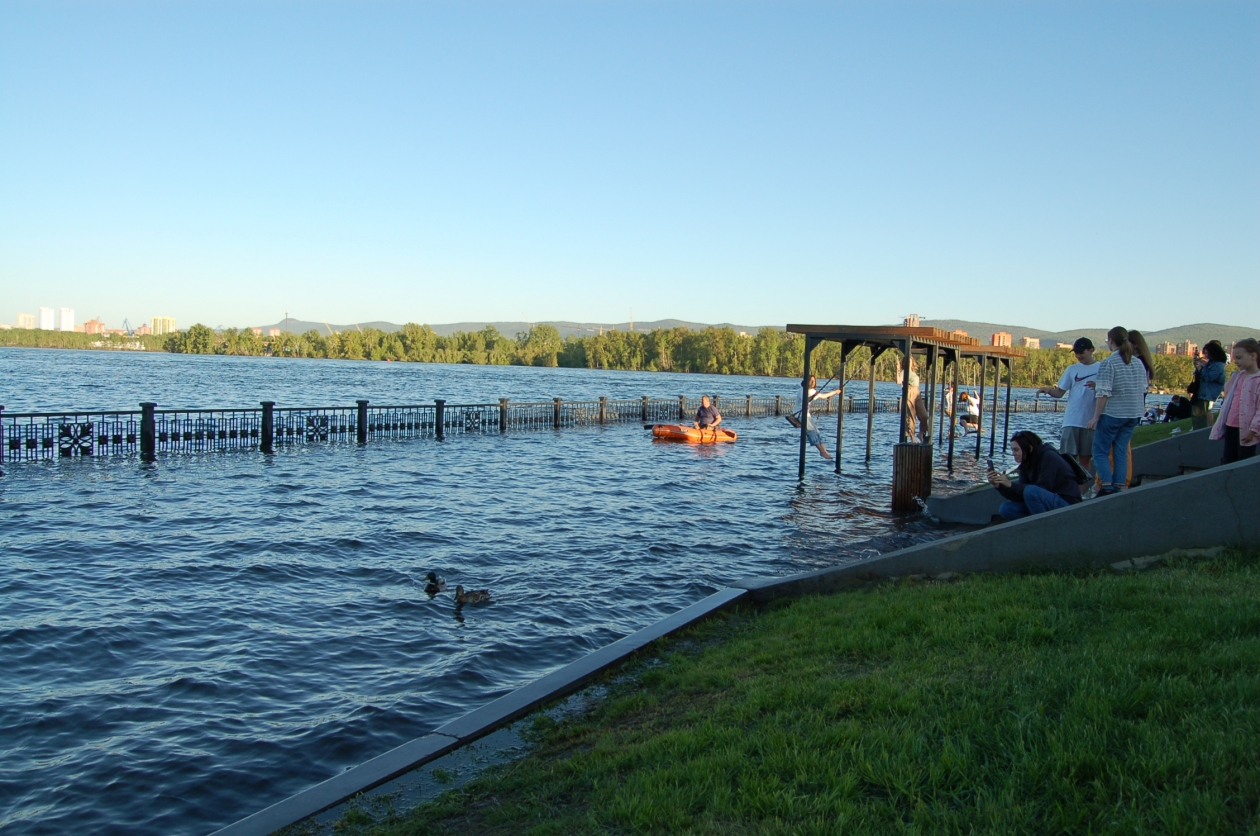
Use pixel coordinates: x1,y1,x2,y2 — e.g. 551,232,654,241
1036,337,1099,473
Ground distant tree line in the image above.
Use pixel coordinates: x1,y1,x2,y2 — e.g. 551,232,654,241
4,323,1207,393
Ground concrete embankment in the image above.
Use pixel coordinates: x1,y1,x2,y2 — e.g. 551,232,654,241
927,426,1224,525
215,454,1258,836
739,455,1257,602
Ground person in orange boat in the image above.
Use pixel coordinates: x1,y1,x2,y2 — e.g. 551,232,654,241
693,395,723,430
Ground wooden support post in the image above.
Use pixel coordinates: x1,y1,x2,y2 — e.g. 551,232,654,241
746,395,752,417
937,352,948,446
553,397,563,429
433,399,445,440
260,401,275,453
775,395,782,416
835,352,847,474
975,355,986,459
678,395,686,422
898,340,912,443
947,354,959,471
865,351,877,462
798,337,815,480
140,402,156,461
1002,359,1013,451
892,442,933,512
989,358,1000,457
356,399,370,443
641,396,649,422
499,398,509,433
598,396,607,425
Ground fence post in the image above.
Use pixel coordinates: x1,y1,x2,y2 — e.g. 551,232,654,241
553,397,562,429
356,400,369,443
0,405,5,467
678,395,686,421
140,402,157,461
641,395,649,422
499,398,509,433
775,395,782,416
746,395,752,417
434,399,445,440
599,396,607,425
260,401,275,453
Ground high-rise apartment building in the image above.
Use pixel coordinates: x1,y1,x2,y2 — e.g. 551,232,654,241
903,313,921,328
60,308,75,332
152,317,177,335
17,313,36,329
1019,336,1041,349
1180,340,1198,357
83,318,107,335
39,308,55,330
1155,342,1177,355
990,331,1013,347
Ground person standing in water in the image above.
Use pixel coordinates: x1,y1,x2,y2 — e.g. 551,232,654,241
1036,337,1099,475
800,374,842,459
693,395,722,430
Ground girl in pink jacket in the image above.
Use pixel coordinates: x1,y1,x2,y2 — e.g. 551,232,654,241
1210,338,1260,464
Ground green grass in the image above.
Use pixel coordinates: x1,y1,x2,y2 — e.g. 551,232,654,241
1132,418,1193,448
341,549,1260,836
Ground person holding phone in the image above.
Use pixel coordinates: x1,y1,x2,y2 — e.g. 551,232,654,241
988,430,1083,520
1189,341,1228,430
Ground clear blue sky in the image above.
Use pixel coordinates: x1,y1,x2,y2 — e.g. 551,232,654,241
2,1,1256,333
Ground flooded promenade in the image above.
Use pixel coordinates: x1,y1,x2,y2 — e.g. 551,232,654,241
0,348,1064,835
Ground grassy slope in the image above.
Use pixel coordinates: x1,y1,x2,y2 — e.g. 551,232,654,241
1132,418,1194,449
346,550,1260,836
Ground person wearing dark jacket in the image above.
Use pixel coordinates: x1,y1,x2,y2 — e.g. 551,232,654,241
989,430,1083,520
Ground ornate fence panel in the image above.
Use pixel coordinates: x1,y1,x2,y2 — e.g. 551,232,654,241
504,402,556,431
274,407,361,443
154,409,264,453
360,405,436,440
2,410,143,461
436,403,498,437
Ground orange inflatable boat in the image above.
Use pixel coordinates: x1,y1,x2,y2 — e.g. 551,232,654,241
651,424,738,444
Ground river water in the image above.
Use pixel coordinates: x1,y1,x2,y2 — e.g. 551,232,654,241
0,348,1065,835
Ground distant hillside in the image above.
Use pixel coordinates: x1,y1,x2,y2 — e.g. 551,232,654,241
922,320,1256,349
256,318,769,339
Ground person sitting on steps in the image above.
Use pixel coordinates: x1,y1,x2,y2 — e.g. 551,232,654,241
989,430,1083,520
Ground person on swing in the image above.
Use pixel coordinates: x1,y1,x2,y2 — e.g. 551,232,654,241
800,374,842,459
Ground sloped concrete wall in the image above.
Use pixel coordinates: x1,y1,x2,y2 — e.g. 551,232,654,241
927,427,1225,524
740,456,1259,602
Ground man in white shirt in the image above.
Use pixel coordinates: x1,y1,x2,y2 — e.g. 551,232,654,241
1037,337,1099,473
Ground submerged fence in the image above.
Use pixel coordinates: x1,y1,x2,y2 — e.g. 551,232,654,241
0,395,791,465
0,391,1067,466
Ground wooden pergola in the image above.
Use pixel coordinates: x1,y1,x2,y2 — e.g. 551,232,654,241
786,325,1027,507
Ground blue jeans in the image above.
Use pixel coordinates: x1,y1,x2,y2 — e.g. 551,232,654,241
1092,415,1140,488
999,484,1072,520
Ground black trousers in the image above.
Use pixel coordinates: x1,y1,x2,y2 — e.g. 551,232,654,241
1222,425,1257,464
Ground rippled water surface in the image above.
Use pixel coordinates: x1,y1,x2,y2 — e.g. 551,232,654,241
0,349,1065,835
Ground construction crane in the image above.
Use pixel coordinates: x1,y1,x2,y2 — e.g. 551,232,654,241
122,318,133,336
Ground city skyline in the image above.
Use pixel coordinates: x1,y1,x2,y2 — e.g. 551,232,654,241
2,2,1257,333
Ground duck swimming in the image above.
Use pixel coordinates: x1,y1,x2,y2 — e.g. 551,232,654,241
424,572,447,595
454,585,491,605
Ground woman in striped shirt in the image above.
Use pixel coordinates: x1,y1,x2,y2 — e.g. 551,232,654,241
1087,326,1153,496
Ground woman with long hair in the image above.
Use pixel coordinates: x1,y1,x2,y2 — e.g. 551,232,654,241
1210,338,1260,463
1087,327,1150,496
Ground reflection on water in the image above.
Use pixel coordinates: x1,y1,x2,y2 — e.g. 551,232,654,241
0,349,1066,835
